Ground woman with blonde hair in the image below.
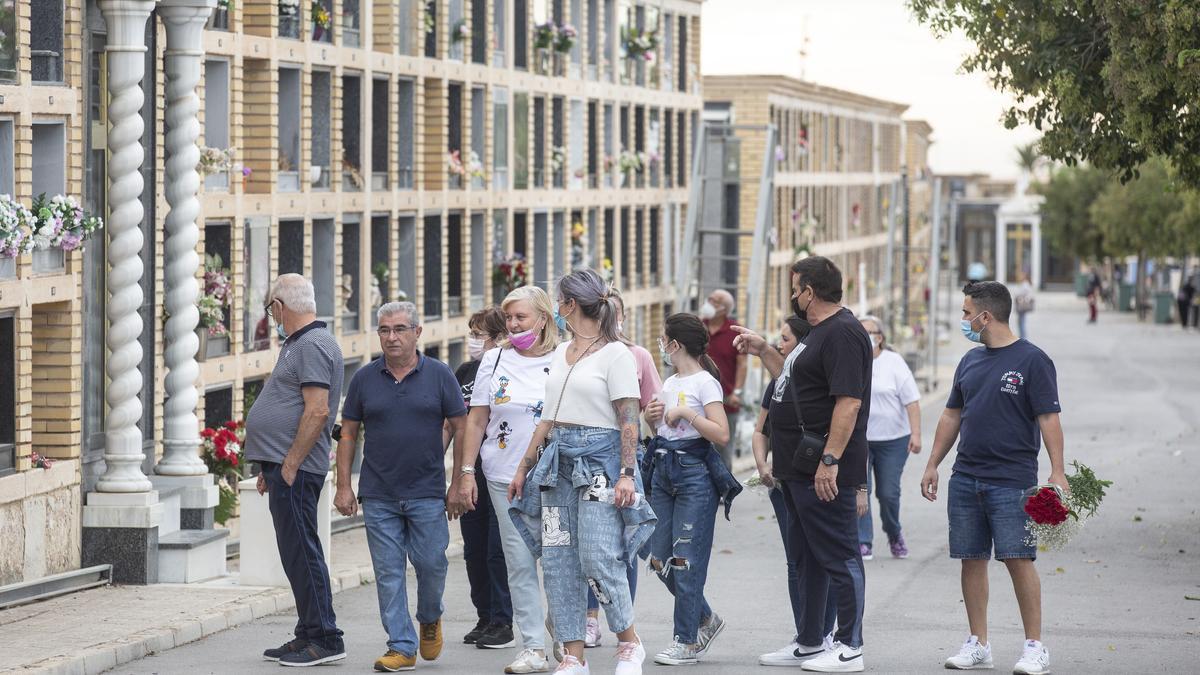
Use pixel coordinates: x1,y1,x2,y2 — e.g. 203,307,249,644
508,269,656,675
450,285,559,673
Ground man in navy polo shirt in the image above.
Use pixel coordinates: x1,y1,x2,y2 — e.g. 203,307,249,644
332,301,467,673
921,281,1066,675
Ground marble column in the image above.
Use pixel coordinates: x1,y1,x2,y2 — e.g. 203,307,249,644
82,0,163,585
152,0,219,529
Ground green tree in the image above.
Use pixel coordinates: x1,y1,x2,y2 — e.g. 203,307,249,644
1039,164,1110,262
909,1,1200,187
1090,157,1181,317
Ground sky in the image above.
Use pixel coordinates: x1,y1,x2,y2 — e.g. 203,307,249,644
700,0,1039,180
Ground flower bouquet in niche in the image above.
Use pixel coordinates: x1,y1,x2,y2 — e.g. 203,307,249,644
492,252,528,295
31,193,103,252
0,193,35,259
1023,461,1112,550
201,420,245,524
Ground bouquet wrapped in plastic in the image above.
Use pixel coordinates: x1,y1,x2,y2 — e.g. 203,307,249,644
1022,461,1111,550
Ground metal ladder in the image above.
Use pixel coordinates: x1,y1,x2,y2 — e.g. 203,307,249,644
675,122,778,338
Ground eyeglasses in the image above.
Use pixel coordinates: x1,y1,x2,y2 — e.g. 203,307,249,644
264,298,279,321
377,325,414,337
468,330,488,340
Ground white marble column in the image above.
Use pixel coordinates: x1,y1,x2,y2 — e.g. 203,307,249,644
156,0,215,478
83,0,162,585
96,0,159,494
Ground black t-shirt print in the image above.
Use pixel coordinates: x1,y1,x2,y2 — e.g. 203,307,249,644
768,308,872,486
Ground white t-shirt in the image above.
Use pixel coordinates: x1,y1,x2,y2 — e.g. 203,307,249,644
655,370,725,441
470,347,554,483
867,350,921,442
542,341,640,430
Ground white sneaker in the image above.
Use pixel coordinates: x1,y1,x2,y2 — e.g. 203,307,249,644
944,635,994,670
800,641,864,672
584,617,602,648
1012,640,1050,675
506,648,551,674
614,638,646,675
555,654,590,675
759,640,827,666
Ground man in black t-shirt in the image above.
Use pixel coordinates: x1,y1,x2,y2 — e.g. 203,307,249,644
733,256,871,673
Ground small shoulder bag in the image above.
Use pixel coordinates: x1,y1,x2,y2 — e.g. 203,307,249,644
785,364,828,474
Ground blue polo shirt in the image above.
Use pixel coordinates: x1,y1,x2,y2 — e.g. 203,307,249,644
342,352,467,501
947,339,1061,489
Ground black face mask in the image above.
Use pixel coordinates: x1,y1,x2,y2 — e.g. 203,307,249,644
790,296,806,320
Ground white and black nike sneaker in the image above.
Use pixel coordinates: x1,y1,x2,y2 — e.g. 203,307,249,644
758,640,827,667
800,641,863,673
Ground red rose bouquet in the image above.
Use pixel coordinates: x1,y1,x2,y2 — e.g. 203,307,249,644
1022,461,1111,550
201,419,246,524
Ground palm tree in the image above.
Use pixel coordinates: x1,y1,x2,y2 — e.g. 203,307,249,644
1015,140,1043,195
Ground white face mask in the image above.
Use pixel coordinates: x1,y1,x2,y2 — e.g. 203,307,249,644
699,301,718,320
467,336,487,360
871,335,882,349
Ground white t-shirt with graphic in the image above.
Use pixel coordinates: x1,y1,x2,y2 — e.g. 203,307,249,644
655,370,725,441
470,347,554,483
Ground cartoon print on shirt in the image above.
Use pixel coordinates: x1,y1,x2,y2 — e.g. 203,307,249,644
494,375,512,405
497,421,512,449
525,400,544,423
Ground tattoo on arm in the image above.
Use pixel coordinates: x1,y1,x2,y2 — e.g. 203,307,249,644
615,397,639,469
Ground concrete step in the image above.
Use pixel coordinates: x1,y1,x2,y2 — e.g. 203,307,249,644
157,528,229,583
157,487,183,537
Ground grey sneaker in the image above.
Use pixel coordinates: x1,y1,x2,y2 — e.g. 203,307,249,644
695,612,725,657
654,639,699,666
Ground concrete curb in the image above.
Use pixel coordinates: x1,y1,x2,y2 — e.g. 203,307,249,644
26,537,467,674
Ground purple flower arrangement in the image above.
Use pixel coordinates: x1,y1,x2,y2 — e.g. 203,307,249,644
31,194,103,252
0,193,36,258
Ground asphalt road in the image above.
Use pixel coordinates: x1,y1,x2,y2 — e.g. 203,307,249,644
111,295,1200,674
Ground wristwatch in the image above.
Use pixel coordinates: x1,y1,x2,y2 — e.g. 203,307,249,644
460,466,477,475
620,466,636,478
820,453,839,467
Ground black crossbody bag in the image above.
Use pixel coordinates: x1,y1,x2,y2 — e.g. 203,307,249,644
785,366,828,474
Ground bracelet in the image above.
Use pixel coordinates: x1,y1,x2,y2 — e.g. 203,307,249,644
690,411,700,425
460,466,477,475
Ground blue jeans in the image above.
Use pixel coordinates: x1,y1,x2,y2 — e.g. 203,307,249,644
947,472,1037,561
363,496,450,656
645,449,719,644
460,467,512,624
858,435,910,547
770,486,836,641
586,560,638,612
780,480,866,649
540,427,637,643
262,463,343,650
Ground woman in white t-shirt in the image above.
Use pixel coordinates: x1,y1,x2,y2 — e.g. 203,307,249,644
857,315,922,561
640,313,731,666
506,269,653,675
449,286,558,674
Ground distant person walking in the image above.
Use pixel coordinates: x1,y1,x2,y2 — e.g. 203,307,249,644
334,301,467,672
245,274,346,667
699,289,747,467
1086,269,1103,324
921,281,1066,675
856,316,921,561
1013,275,1035,339
1177,276,1195,330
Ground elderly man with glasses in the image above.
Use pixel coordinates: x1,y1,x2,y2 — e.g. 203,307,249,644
332,301,468,673
244,274,347,667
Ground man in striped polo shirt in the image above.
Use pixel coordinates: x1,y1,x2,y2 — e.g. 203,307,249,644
245,273,346,667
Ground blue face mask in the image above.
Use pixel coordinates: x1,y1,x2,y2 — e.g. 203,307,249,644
552,301,569,332
960,313,984,343
276,322,288,340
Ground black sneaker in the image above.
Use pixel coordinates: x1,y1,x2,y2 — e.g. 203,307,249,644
263,637,308,662
475,623,516,649
463,618,490,644
279,642,347,667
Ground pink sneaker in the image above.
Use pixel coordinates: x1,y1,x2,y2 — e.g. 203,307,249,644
859,544,874,561
889,535,909,559
584,617,602,648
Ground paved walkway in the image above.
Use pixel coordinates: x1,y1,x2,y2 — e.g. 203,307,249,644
5,293,1199,673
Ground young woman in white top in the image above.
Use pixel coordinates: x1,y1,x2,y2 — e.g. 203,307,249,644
640,313,733,666
857,315,922,560
507,268,651,675
450,286,558,674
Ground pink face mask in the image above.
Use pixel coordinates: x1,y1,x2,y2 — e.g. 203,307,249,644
509,327,538,350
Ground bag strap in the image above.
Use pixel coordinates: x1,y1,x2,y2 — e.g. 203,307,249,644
548,336,603,427
491,347,504,378
785,359,808,436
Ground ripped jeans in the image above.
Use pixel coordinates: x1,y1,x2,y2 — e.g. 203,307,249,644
645,448,718,644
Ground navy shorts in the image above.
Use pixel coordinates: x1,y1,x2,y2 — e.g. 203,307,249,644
947,472,1036,561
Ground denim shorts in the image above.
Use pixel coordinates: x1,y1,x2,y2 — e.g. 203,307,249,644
947,472,1036,561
